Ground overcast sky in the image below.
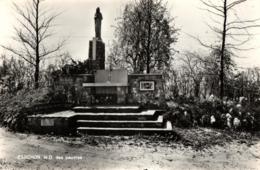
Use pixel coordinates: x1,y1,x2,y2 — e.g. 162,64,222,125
0,0,260,68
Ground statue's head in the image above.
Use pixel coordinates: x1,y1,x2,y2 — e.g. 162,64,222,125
96,7,100,13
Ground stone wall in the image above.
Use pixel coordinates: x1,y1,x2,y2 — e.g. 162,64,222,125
53,73,165,106
27,115,74,135
128,74,165,106
53,74,94,105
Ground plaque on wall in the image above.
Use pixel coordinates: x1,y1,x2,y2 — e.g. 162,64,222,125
41,119,54,127
139,81,155,91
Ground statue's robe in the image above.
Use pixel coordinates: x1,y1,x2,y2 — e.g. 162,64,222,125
95,12,103,39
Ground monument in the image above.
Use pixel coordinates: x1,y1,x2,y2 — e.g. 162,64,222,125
27,7,171,136
53,7,165,106
88,7,105,71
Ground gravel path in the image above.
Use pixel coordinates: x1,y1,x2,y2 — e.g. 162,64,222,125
0,128,260,170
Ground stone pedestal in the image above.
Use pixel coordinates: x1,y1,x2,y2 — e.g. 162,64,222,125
88,37,105,71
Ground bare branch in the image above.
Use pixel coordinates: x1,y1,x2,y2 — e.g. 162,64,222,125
16,19,36,40
226,33,255,36
20,39,35,61
1,45,35,66
226,25,260,32
200,0,224,13
39,33,53,43
185,32,217,50
227,0,247,10
40,40,66,58
226,36,250,47
227,18,260,26
226,45,255,51
13,3,36,31
204,21,223,34
199,7,224,18
14,27,36,50
38,12,61,31
209,16,222,25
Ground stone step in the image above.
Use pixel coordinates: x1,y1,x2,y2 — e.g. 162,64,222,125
73,110,158,121
77,121,173,135
76,116,164,128
73,106,141,113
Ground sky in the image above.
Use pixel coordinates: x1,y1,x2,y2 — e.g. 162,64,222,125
0,0,260,68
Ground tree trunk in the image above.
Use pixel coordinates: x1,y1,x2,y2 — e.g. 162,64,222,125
220,0,227,100
194,82,200,98
34,0,40,89
34,62,39,89
146,0,152,74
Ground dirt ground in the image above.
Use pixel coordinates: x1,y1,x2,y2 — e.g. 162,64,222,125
0,128,260,170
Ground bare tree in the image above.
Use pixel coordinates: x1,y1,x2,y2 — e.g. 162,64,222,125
180,52,204,98
1,0,64,89
198,0,260,100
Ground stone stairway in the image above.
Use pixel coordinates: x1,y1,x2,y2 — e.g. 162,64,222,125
72,106,173,135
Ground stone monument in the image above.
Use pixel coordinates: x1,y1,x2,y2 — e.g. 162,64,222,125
88,7,105,71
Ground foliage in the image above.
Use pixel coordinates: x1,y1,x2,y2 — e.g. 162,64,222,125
201,47,235,97
0,55,34,93
50,59,92,79
231,68,260,102
0,52,73,93
64,59,93,75
165,97,260,131
0,87,72,131
0,88,48,131
109,0,178,73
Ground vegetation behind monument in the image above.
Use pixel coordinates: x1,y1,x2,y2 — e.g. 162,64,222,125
108,0,178,74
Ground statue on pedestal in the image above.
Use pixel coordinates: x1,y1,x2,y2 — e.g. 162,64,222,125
95,7,103,39
88,7,105,70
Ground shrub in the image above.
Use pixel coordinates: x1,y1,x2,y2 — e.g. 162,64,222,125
165,97,260,131
0,87,71,132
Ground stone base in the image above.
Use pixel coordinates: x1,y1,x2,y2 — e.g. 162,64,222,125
27,111,76,135
27,107,172,136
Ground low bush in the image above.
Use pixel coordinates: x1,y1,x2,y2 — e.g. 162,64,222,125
0,87,71,132
165,98,260,131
